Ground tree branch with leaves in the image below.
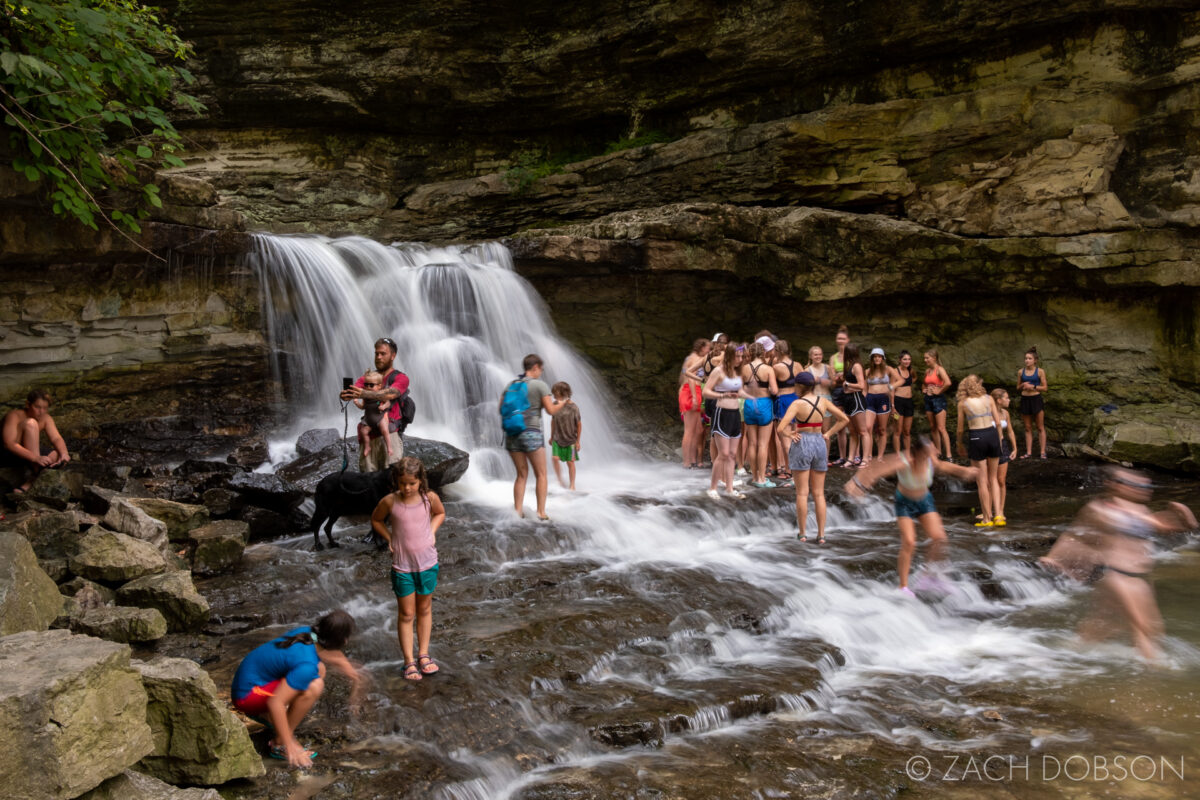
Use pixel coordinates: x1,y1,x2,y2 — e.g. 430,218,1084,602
1,0,204,238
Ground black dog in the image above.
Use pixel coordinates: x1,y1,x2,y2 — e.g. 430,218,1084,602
310,468,393,550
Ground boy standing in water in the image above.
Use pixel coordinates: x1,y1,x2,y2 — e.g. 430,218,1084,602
549,382,582,490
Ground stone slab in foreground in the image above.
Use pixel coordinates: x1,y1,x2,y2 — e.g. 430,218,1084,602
0,630,154,800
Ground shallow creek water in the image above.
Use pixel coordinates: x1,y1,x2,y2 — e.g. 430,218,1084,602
188,236,1200,799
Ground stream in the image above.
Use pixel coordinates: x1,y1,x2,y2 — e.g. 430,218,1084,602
187,236,1200,799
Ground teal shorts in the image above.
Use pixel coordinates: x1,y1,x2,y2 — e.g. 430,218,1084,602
551,442,577,462
392,565,439,597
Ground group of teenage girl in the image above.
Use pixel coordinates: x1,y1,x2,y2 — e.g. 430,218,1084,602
679,326,1051,589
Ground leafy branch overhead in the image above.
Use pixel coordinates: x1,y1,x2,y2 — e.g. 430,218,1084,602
0,0,203,234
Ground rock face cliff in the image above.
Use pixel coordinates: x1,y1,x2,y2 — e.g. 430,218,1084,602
5,1,1200,468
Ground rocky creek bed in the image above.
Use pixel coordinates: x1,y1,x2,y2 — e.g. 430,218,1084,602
6,443,1195,799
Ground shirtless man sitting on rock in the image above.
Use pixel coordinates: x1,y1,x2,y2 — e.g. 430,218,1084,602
2,389,71,493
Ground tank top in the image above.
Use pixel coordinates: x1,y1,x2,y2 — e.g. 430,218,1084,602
811,364,832,398
389,497,438,572
1021,367,1040,389
830,352,845,374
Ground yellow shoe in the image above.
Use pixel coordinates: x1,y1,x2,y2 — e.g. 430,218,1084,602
992,516,1006,527
974,519,994,528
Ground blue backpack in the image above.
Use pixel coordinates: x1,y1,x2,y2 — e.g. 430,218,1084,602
500,377,530,436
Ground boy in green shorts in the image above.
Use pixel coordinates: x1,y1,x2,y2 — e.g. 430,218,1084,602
549,382,582,490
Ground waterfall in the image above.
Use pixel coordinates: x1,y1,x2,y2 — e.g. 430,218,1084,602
246,234,626,475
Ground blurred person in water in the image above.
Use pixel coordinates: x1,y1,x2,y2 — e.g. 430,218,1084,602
1040,466,1197,661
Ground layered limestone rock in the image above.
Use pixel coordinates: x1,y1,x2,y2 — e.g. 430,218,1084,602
134,657,265,784
78,770,222,800
509,202,1200,470
0,630,154,800
69,529,169,583
71,606,169,644
116,571,211,633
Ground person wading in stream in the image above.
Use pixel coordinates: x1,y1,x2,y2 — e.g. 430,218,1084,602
231,610,365,768
1040,466,1198,661
372,457,446,680
499,353,565,520
340,337,410,471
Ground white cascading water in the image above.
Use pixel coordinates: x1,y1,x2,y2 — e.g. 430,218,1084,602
246,234,1198,798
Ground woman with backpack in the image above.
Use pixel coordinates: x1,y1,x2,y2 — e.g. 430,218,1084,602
499,353,565,521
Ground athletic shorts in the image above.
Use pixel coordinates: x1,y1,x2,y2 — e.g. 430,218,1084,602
775,394,796,420
392,564,439,597
999,437,1013,465
894,396,914,418
895,490,938,519
788,434,828,473
967,427,1002,461
551,442,577,462
712,406,742,439
504,428,544,453
703,399,717,424
743,396,774,426
1019,394,1044,417
678,383,702,416
865,393,890,414
233,679,282,716
843,392,866,416
924,395,947,414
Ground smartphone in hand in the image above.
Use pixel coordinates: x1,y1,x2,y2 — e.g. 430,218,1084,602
342,377,354,391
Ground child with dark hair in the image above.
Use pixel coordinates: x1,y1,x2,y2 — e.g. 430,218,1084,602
549,381,582,490
371,457,446,680
231,609,365,768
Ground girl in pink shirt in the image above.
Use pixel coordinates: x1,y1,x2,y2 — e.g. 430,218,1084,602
371,457,446,680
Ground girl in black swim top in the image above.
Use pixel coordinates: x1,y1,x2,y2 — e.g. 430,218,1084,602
891,350,915,457
841,344,870,468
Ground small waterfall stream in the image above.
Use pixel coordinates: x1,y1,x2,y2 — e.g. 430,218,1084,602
217,234,1200,799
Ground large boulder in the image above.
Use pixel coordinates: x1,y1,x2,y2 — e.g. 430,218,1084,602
227,471,305,512
276,439,347,492
405,435,471,489
71,606,169,644
2,508,80,560
116,572,210,632
134,657,265,785
187,520,248,576
0,630,154,800
69,529,168,583
1087,405,1200,473
227,434,269,468
238,505,298,541
60,576,117,607
78,770,221,800
25,467,73,510
296,427,340,455
103,497,169,553
0,530,64,635
126,498,211,543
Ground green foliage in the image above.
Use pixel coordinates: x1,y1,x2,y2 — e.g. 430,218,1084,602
0,0,203,233
603,130,672,154
503,146,586,196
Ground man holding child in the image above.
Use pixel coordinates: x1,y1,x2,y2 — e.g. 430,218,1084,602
340,337,409,472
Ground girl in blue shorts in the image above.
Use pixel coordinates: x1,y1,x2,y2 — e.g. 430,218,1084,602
844,436,979,596
371,457,446,680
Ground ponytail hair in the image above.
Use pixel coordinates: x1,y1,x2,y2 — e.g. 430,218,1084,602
275,609,356,651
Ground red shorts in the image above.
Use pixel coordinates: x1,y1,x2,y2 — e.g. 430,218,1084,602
678,383,702,416
233,679,281,716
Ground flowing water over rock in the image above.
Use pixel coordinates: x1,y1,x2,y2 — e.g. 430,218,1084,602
193,236,1200,798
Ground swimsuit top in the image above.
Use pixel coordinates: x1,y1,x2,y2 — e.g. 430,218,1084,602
963,397,994,423
714,374,743,393
830,352,844,373
1000,419,1008,430
924,369,945,387
867,373,891,386
749,364,773,391
1020,367,1040,387
778,361,798,389
897,454,935,492
790,397,823,428
1101,502,1157,541
899,368,913,387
